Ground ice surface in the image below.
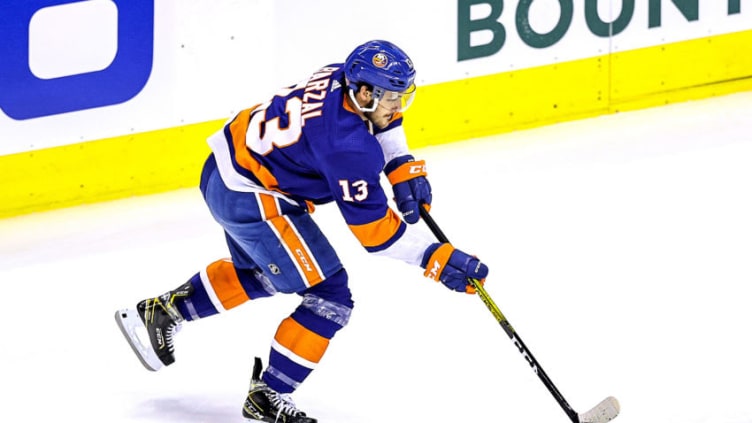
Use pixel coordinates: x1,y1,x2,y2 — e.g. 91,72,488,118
1,92,751,423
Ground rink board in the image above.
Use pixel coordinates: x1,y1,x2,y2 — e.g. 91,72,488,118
2,29,752,218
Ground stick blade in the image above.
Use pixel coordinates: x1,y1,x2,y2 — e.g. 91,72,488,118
578,396,620,423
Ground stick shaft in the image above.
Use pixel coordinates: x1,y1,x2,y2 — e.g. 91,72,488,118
419,207,580,423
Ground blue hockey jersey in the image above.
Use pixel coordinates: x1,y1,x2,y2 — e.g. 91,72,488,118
207,64,431,266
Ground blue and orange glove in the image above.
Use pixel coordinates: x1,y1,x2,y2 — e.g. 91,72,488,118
421,243,489,294
384,155,432,224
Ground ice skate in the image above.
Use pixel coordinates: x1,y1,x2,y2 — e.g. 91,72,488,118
114,282,193,371
242,357,316,423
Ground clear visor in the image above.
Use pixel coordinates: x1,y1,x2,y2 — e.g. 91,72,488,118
373,83,417,113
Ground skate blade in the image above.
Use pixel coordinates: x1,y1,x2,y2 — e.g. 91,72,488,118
114,309,164,372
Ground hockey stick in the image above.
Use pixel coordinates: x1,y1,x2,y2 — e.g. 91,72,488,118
419,206,620,423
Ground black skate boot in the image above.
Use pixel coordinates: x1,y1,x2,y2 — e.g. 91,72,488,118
242,357,317,423
115,282,193,371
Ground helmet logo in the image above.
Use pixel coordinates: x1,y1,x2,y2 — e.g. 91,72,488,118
372,53,388,68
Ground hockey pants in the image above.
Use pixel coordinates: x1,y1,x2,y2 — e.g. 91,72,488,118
170,155,354,393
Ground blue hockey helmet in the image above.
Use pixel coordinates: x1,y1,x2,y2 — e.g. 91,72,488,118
344,40,417,112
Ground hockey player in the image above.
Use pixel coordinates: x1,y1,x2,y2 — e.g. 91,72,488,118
115,40,488,423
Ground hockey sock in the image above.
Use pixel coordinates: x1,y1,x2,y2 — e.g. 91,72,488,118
176,259,274,320
263,268,353,393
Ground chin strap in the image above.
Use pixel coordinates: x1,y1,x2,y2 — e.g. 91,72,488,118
348,89,379,113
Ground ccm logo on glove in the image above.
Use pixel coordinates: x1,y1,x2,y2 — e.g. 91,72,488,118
384,155,432,224
408,164,426,174
426,258,442,280
421,243,489,294
386,160,427,184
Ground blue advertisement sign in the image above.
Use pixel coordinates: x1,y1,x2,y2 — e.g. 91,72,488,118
0,0,153,120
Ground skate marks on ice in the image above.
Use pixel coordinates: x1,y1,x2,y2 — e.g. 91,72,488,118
130,396,239,423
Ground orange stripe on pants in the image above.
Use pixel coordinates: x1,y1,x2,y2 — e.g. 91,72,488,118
274,317,330,364
206,259,251,309
268,216,324,287
257,193,279,220
257,192,323,287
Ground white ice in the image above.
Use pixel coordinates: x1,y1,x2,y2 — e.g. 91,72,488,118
2,91,751,423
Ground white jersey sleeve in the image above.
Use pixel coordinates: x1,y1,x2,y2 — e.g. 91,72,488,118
375,126,410,164
370,222,434,266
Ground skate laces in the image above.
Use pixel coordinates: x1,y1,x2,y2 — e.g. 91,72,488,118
269,390,305,418
144,297,183,352
163,320,180,352
158,292,186,323
162,305,183,352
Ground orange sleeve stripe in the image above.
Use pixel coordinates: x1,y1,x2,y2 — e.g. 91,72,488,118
348,209,403,248
268,216,324,287
386,160,427,185
423,243,455,281
228,107,283,192
205,259,251,308
274,317,330,364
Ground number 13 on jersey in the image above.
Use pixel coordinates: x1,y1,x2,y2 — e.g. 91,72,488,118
339,180,368,202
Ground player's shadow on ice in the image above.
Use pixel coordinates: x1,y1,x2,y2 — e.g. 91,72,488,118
133,396,241,422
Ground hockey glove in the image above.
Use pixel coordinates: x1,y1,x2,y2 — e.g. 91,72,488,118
421,243,488,294
384,155,432,224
